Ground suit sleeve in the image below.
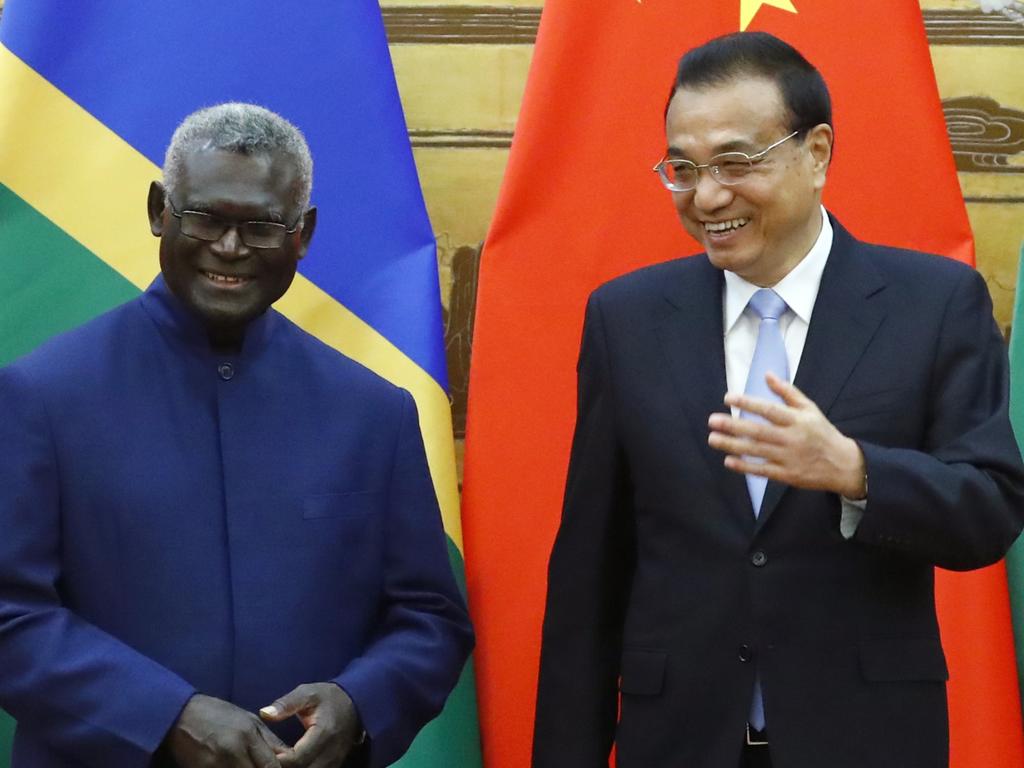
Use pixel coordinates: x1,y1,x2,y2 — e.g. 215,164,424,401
853,267,1024,569
0,365,196,767
333,389,474,768
533,293,636,768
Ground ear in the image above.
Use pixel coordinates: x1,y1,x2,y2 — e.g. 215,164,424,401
296,206,317,260
805,123,833,191
148,181,167,237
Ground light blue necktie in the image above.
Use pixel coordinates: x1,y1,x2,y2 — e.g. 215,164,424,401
741,288,789,733
742,288,790,518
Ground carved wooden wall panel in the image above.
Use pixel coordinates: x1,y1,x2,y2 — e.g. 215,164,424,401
945,96,1024,174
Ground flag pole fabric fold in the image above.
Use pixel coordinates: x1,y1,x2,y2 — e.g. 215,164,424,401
462,3,1021,768
1005,241,1024,717
0,3,481,766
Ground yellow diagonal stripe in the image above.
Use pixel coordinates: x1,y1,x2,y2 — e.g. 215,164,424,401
0,48,159,287
0,43,463,552
740,0,797,30
275,283,462,552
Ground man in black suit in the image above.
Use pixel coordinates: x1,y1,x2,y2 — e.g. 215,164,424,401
532,31,1024,768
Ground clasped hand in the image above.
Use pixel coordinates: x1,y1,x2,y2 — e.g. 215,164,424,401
166,682,360,768
707,372,866,500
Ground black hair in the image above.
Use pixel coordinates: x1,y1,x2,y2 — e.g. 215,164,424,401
667,31,832,139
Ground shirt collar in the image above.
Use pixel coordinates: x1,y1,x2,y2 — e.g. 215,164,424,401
723,206,832,333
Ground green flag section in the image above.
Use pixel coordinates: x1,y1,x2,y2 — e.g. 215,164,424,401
1006,241,1024,715
398,542,483,767
0,183,139,366
0,1,481,764
0,711,12,768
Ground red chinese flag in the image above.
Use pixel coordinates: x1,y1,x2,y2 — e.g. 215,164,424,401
461,2,1022,768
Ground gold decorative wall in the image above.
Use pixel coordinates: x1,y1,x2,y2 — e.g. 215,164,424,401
381,1,540,449
924,0,1024,337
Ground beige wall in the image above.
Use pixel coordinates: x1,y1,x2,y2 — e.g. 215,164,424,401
923,0,1024,334
381,2,541,449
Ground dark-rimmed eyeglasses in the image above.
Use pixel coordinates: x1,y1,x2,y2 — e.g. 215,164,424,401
168,200,303,249
652,130,799,192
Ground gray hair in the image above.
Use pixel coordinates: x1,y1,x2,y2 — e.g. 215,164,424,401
162,102,313,211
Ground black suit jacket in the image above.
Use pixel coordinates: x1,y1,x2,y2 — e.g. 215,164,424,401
533,217,1024,768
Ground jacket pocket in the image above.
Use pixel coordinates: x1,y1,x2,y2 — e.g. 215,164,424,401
619,650,667,696
860,636,949,682
302,491,377,520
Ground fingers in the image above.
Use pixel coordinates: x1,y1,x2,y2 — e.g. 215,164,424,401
291,727,354,768
279,724,352,768
765,372,812,407
257,722,291,755
723,376,813,420
708,435,782,465
709,404,800,481
722,454,783,480
259,704,293,723
261,685,315,722
708,413,784,444
263,685,327,768
247,734,285,768
166,694,294,768
287,725,327,766
722,392,796,425
707,412,785,463
264,683,356,768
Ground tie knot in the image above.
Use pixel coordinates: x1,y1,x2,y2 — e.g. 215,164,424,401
748,288,787,321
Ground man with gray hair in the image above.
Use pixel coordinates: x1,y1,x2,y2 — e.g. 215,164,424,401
0,103,473,768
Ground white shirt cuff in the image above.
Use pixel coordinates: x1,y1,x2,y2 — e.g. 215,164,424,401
840,496,867,539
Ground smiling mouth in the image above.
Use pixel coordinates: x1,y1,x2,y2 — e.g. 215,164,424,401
202,270,251,286
704,217,750,235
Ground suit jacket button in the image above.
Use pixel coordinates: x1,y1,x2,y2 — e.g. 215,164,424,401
751,550,768,567
738,644,754,662
218,362,235,381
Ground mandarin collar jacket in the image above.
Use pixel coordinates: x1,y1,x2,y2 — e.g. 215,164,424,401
0,277,473,767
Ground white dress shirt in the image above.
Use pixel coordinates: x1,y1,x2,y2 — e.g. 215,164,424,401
722,207,865,537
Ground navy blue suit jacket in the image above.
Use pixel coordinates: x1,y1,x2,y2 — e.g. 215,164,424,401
0,278,473,767
533,218,1024,768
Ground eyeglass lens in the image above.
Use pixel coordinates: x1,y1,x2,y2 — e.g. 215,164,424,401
179,212,290,248
661,153,755,191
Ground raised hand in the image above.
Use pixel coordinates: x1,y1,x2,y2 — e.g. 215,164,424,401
708,372,866,499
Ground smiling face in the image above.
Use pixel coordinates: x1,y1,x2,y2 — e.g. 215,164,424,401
148,148,316,344
665,76,832,286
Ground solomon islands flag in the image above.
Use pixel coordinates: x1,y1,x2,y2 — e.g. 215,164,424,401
0,2,482,767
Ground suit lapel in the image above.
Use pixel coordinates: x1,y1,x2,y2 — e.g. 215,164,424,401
756,218,888,527
655,256,755,531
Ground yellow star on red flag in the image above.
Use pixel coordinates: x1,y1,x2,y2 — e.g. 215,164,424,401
740,0,798,30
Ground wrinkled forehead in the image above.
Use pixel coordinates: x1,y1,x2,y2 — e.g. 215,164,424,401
176,148,301,217
665,77,790,157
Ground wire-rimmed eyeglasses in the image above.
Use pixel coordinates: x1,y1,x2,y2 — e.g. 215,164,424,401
652,130,799,192
168,200,303,249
